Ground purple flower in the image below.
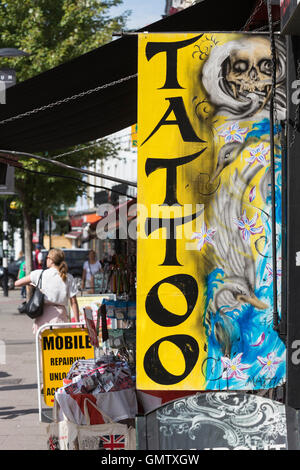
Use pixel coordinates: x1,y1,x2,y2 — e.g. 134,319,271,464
219,122,248,143
246,143,269,166
191,223,216,251
265,263,282,284
257,352,283,378
249,186,256,203
233,210,263,242
221,353,251,381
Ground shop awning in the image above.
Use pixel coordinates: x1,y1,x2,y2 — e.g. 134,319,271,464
83,213,102,224
70,211,102,228
65,231,82,240
0,0,258,153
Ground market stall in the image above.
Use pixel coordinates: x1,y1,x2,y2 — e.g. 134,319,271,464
37,287,138,450
49,354,137,450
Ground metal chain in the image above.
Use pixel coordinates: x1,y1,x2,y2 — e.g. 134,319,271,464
242,0,281,33
0,73,138,126
252,19,280,32
267,1,280,132
52,141,103,160
52,130,134,160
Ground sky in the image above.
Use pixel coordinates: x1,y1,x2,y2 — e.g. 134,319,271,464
109,0,166,30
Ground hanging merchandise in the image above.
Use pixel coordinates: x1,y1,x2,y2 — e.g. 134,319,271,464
94,263,111,294
77,399,136,450
103,299,136,321
53,355,137,426
108,329,136,352
47,398,136,451
47,418,78,450
74,295,115,325
99,254,136,297
107,329,136,367
83,307,99,348
64,359,135,395
99,303,109,343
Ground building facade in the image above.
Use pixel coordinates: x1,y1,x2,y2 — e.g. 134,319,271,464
69,127,137,259
164,0,199,15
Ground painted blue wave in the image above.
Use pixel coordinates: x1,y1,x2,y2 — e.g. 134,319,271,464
246,118,281,141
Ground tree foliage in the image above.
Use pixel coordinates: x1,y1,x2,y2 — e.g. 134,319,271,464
15,140,120,221
0,0,129,80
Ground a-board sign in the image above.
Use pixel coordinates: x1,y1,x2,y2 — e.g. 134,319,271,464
41,328,94,407
73,295,115,324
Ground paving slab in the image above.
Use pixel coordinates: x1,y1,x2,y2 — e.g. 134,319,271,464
0,288,49,450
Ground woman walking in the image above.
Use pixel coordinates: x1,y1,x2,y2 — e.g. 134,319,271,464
15,248,80,334
81,249,102,294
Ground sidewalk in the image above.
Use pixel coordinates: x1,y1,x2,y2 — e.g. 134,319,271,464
0,288,49,450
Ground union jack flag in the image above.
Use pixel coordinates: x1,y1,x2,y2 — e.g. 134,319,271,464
99,434,125,450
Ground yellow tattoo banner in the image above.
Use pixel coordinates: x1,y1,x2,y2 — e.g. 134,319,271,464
137,33,286,391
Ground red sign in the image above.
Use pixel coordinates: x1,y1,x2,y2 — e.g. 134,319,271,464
70,216,84,228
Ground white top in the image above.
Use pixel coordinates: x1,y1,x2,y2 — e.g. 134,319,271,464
30,268,78,307
83,261,102,281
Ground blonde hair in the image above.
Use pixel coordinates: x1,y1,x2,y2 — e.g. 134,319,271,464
48,248,68,282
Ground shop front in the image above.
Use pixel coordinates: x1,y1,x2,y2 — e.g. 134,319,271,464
3,0,300,453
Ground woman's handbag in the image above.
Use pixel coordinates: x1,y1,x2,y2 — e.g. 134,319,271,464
21,270,45,319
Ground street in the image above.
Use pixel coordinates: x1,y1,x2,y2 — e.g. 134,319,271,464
0,288,48,450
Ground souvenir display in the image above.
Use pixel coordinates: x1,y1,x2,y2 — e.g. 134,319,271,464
103,299,136,321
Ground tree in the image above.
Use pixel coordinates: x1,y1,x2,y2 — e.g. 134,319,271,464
0,195,23,257
0,0,130,274
0,0,130,80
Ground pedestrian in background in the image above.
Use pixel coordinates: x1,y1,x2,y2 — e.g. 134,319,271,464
17,253,26,299
34,244,43,269
81,249,102,294
15,248,80,335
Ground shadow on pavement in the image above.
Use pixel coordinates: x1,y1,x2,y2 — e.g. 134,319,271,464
0,372,10,378
0,407,39,419
0,383,37,392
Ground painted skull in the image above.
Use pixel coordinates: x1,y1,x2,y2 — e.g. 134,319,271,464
224,37,273,101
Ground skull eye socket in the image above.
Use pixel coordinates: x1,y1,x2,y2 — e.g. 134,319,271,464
258,59,272,76
233,60,248,74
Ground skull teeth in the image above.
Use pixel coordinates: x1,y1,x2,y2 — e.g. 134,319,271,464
227,81,272,102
